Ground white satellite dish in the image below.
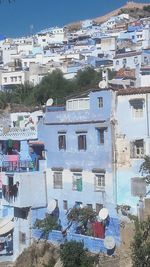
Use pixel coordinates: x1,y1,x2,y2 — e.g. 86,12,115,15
46,98,53,106
98,208,109,221
104,236,116,250
47,199,56,214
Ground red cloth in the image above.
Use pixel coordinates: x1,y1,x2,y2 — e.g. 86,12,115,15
7,155,19,162
92,222,105,239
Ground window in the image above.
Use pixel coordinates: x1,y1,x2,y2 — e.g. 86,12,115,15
144,57,148,64
19,232,26,244
87,204,93,209
10,77,13,82
130,139,144,158
75,201,83,207
96,203,103,214
58,134,66,150
19,76,22,82
53,172,63,189
63,200,68,210
66,98,89,111
116,60,119,66
94,174,105,191
134,57,138,65
130,99,144,118
98,97,103,108
3,77,7,83
99,129,105,144
122,58,127,67
72,173,82,191
78,134,86,150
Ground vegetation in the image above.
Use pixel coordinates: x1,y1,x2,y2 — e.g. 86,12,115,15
67,206,97,236
140,156,150,184
34,214,60,239
143,6,150,13
60,240,98,267
0,67,116,110
131,216,150,267
118,6,150,19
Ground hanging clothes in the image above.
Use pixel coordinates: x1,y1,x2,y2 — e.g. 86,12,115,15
12,141,20,152
92,222,105,239
76,179,82,192
8,140,13,149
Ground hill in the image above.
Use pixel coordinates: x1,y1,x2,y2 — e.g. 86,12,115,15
67,1,150,30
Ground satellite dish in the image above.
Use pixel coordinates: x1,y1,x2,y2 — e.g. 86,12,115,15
104,236,116,250
98,208,109,220
46,98,53,106
47,199,56,214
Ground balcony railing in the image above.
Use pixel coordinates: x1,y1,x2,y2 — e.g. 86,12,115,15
0,127,37,140
2,160,38,172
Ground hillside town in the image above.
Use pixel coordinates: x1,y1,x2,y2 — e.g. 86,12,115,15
0,1,149,266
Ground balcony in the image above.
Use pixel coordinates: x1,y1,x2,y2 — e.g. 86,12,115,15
2,160,38,173
0,127,37,140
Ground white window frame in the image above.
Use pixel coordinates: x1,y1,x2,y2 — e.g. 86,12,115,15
72,172,82,191
94,173,105,191
53,171,63,189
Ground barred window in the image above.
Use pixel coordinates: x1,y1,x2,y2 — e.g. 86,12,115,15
53,172,63,189
129,99,144,119
19,232,26,244
94,174,105,191
87,204,93,209
63,200,68,210
98,97,103,108
130,139,144,158
72,173,82,191
58,135,66,150
78,135,86,150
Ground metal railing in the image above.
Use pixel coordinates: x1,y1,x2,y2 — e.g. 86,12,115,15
2,160,38,172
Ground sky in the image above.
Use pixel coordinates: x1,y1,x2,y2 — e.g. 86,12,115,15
0,0,149,37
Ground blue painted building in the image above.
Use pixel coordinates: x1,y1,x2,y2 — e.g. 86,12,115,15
115,87,150,212
35,88,120,251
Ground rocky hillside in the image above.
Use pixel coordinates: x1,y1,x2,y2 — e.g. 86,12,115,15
13,221,134,267
67,1,150,30
14,241,60,267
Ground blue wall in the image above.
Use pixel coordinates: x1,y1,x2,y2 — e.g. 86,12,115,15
38,90,113,171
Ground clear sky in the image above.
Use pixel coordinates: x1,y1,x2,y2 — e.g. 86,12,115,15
0,0,149,37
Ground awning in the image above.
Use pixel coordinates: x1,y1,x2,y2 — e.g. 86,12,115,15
0,217,14,236
29,141,44,146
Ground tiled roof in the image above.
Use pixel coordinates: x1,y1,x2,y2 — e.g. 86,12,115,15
117,87,150,95
114,51,141,59
116,68,136,78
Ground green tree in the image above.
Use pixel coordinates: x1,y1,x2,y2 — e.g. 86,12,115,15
143,6,150,13
76,67,100,89
34,214,59,239
67,206,97,235
60,241,97,267
11,82,35,106
140,156,150,184
131,217,150,267
35,69,76,105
